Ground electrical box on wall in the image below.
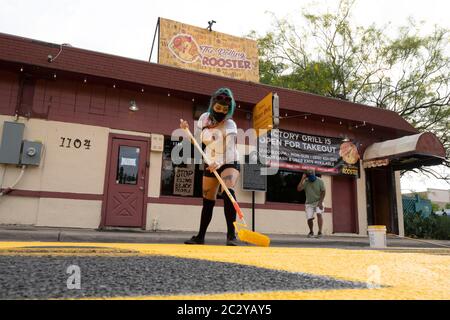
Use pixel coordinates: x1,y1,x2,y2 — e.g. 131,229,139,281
0,121,25,165
20,140,42,166
151,134,164,152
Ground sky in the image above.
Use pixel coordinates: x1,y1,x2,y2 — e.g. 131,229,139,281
0,0,449,192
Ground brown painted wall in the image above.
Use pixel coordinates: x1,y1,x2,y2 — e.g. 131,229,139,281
0,70,19,116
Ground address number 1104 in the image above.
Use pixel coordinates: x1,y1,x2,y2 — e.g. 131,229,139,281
60,137,92,150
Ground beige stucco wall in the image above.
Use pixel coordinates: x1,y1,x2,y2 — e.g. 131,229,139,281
0,116,108,194
395,171,405,237
36,198,102,229
356,162,368,235
148,149,162,198
0,196,39,225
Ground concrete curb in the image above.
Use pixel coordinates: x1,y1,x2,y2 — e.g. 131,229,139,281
0,226,448,249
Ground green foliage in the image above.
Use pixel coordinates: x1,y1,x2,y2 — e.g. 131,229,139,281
446,203,450,209
404,212,450,240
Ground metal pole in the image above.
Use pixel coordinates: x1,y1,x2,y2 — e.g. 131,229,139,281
252,191,255,232
149,18,160,63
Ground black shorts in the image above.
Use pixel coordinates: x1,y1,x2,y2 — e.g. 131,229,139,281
203,161,241,178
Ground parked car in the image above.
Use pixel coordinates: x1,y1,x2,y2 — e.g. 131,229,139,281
434,209,450,216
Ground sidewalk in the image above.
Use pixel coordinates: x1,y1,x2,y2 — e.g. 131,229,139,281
0,225,449,249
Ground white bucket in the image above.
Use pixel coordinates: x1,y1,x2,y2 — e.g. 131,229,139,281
368,225,387,248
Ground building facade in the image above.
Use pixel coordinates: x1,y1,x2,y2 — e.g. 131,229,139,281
0,33,446,236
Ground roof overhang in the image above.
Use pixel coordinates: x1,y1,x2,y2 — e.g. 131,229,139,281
363,132,446,170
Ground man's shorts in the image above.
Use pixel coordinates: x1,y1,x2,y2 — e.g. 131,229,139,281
203,161,241,178
305,204,324,220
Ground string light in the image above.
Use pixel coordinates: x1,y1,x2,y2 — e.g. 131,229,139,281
20,67,24,72
167,92,171,97
113,84,116,88
141,88,145,93
321,118,325,122
53,74,57,79
351,121,367,130
83,78,87,83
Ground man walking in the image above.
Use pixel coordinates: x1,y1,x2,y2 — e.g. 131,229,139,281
297,169,326,238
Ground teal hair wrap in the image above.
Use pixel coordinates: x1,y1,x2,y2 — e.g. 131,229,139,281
207,87,236,120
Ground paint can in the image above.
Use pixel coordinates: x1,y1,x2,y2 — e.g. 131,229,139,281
368,225,387,248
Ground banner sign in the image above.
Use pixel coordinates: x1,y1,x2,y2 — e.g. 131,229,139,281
258,129,361,177
158,18,259,82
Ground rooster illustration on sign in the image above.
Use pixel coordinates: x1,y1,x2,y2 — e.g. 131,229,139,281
168,34,202,64
339,141,360,165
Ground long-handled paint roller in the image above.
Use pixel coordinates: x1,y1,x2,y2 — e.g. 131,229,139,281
181,120,270,247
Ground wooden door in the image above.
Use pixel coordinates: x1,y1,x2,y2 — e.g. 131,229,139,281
366,167,398,234
104,138,148,227
332,176,358,233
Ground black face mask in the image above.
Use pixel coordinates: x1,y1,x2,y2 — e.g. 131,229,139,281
211,110,227,122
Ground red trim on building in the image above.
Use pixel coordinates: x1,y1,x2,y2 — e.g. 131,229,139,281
0,189,332,213
0,189,103,200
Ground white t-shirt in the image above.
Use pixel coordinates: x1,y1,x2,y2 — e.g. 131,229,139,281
196,112,239,165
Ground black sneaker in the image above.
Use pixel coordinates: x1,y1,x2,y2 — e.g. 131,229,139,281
184,236,205,245
316,232,323,239
226,237,239,246
307,232,314,238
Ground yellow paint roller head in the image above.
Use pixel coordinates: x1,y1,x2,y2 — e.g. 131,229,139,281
234,222,271,247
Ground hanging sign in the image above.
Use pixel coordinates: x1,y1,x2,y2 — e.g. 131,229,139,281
253,93,279,137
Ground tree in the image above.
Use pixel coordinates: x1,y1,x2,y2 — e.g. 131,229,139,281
249,0,450,181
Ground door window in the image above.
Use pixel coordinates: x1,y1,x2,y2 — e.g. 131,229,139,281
116,146,140,185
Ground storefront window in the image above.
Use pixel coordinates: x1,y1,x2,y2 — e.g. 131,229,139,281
161,136,204,198
266,170,306,204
